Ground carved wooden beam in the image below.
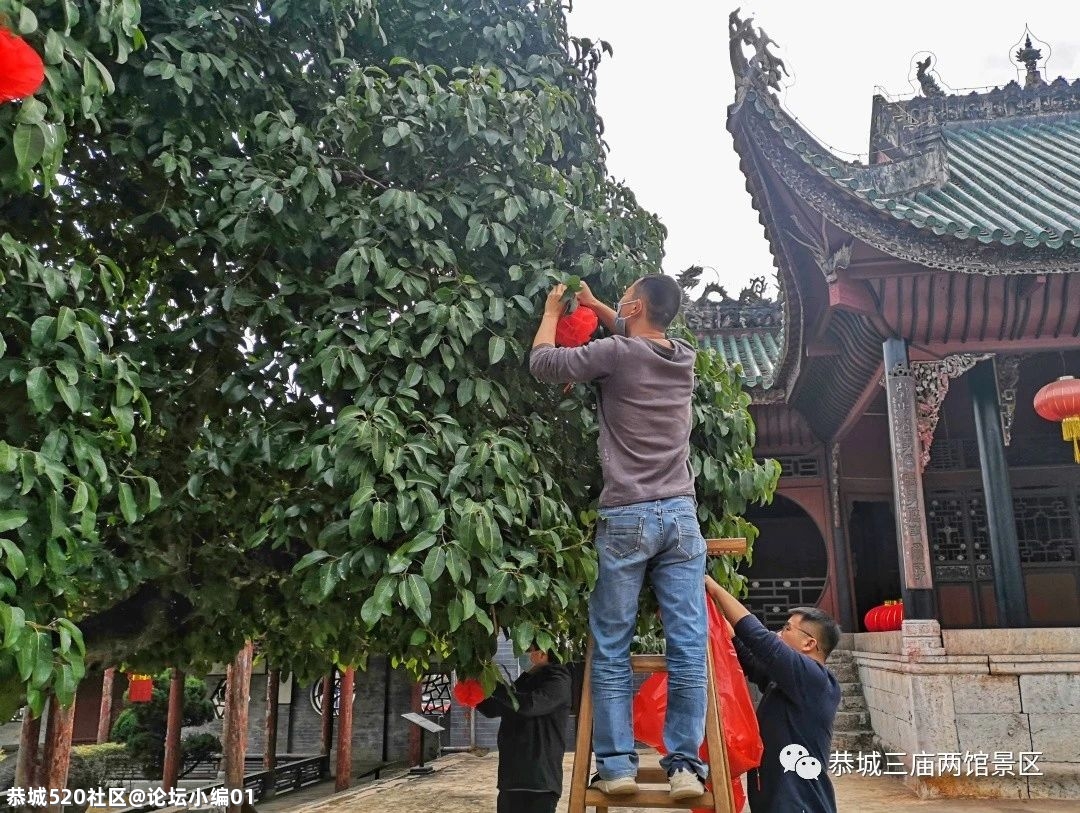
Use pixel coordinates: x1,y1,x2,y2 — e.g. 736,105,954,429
995,354,1025,447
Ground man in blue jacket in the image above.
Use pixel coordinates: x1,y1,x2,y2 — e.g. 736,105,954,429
706,575,841,812
476,646,572,813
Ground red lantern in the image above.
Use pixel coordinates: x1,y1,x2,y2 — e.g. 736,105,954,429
127,674,153,703
452,678,485,709
0,28,45,103
1034,376,1080,464
864,601,904,632
555,305,598,347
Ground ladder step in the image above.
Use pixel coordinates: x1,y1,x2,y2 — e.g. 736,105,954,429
636,767,670,784
705,537,747,556
630,654,667,673
583,788,713,809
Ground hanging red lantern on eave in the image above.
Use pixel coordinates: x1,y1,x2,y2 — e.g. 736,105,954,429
1034,376,1080,464
0,28,45,103
127,674,153,703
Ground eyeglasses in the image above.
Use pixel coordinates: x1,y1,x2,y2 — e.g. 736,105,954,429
782,621,818,648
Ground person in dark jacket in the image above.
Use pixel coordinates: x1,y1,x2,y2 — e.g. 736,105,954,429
476,646,572,813
706,575,841,813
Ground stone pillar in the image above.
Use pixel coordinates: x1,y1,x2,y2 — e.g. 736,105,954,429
97,668,116,743
970,359,1029,627
334,667,355,791
223,642,254,813
162,668,184,791
882,339,936,619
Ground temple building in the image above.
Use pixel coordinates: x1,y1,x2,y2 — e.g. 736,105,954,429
686,13,1080,799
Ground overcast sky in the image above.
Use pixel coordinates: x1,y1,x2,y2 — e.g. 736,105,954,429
565,2,1080,297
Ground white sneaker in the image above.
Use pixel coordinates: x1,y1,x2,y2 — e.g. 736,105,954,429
669,768,705,801
590,775,638,796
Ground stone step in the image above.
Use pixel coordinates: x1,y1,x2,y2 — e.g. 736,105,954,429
831,730,875,753
829,662,859,682
833,710,871,731
838,693,868,712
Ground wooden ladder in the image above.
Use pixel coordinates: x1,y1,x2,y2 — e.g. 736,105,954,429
567,538,747,812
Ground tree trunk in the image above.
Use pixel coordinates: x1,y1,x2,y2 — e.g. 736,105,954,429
96,668,116,743
43,698,76,813
319,669,335,758
223,642,254,813
334,667,355,791
14,707,40,791
263,668,280,774
162,668,184,790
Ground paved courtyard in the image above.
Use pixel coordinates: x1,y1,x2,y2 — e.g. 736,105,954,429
290,750,1077,813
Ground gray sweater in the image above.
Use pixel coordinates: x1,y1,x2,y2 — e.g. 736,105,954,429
529,336,697,507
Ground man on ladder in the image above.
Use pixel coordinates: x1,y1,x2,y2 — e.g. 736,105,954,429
530,275,708,802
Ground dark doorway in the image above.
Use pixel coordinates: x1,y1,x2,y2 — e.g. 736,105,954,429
848,500,902,630
740,495,828,629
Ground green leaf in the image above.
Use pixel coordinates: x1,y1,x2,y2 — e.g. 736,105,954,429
0,538,27,578
13,124,45,170
2,604,26,648
0,511,28,534
485,569,512,603
294,549,332,572
56,307,77,342
118,482,137,524
488,336,506,365
26,367,49,411
421,546,446,582
145,477,162,512
457,378,474,407
372,501,391,541
71,482,89,514
403,574,431,624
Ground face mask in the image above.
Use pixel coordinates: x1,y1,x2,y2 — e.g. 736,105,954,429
613,299,640,337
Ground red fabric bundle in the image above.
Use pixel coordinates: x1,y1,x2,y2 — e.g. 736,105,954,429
633,593,763,812
0,28,45,103
452,678,485,708
555,305,598,347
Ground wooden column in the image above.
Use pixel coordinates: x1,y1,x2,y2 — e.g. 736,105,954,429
334,667,355,791
971,359,1029,626
42,698,76,813
96,668,116,743
222,642,254,813
14,707,41,790
882,338,937,619
828,443,857,631
162,668,185,791
319,669,335,759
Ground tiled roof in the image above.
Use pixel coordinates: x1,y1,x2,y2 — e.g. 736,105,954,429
698,330,782,389
749,93,1080,249
875,121,1080,248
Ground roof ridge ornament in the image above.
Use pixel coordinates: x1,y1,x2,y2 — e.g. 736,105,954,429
915,56,945,98
1013,27,1049,89
728,8,788,94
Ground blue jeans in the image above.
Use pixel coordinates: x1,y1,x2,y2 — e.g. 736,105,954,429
590,496,708,780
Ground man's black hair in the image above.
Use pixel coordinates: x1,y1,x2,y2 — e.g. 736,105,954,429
790,606,842,660
635,274,683,329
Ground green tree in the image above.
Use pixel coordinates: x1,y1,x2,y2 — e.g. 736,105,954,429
0,0,778,708
110,672,220,779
